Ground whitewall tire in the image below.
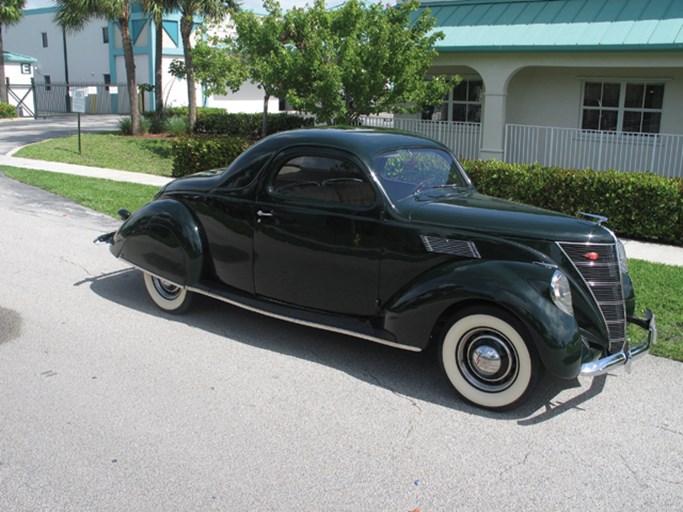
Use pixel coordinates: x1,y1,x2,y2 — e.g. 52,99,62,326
440,308,540,410
142,272,193,314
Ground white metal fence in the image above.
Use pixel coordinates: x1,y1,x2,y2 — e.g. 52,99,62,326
505,124,683,179
359,116,482,161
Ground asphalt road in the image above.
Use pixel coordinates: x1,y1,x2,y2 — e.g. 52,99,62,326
0,115,123,155
0,174,682,511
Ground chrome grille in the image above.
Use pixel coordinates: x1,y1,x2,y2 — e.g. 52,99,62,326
558,242,626,353
420,235,481,259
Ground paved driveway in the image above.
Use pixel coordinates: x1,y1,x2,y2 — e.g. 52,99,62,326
0,175,682,511
0,114,123,155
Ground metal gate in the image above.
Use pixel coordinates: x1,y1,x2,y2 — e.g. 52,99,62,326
5,79,35,118
32,81,131,116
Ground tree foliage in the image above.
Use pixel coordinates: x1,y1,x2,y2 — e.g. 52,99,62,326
307,0,451,124
177,0,235,131
0,0,26,103
55,0,142,134
191,0,450,130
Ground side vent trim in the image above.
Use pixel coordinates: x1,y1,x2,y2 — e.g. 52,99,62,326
420,235,481,259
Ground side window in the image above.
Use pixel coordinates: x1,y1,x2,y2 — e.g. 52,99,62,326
271,155,375,207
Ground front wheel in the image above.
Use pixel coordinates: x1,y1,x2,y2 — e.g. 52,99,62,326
440,307,541,411
142,272,193,314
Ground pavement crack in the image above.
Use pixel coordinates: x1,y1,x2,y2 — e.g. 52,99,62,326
59,256,93,276
656,424,683,437
619,454,648,489
499,451,531,477
362,369,422,412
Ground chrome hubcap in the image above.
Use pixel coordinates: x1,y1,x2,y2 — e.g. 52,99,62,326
153,277,181,301
457,329,519,393
470,345,502,376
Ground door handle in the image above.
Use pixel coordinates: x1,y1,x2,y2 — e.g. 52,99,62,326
256,210,275,223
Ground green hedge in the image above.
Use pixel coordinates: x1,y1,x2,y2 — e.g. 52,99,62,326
463,160,683,246
0,102,17,118
194,112,314,138
171,135,253,177
142,106,225,121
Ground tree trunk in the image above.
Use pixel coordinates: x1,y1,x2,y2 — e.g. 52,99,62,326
119,11,141,135
154,21,164,120
0,25,7,104
262,90,270,138
181,14,196,131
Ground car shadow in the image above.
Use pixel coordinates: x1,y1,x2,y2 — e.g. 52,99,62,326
80,267,611,424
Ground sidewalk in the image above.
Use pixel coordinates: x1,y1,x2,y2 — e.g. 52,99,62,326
0,154,172,187
0,152,681,266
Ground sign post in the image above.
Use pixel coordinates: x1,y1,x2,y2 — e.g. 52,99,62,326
72,89,86,155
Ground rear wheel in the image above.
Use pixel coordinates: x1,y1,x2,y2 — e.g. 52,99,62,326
142,272,193,314
440,307,540,410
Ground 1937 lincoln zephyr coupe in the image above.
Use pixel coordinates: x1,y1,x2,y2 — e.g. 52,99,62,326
97,128,656,410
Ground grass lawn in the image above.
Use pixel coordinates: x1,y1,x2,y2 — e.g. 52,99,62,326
14,133,174,177
629,259,683,361
1,165,681,363
0,166,159,218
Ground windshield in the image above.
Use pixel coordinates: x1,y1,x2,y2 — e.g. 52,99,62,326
373,147,472,203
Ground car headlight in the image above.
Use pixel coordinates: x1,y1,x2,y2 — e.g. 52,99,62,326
550,270,574,316
616,238,629,274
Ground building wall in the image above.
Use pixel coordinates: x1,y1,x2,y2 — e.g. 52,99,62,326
507,65,683,135
205,80,281,114
4,7,271,114
4,10,110,84
432,51,683,159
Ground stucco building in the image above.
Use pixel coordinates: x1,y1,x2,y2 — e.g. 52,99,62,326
2,3,277,115
401,0,683,176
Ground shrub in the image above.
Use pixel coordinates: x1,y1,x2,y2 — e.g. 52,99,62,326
165,115,189,137
194,112,314,137
171,135,252,177
118,116,151,135
140,116,151,134
148,115,167,134
142,106,224,122
463,160,683,246
0,102,17,118
118,116,133,135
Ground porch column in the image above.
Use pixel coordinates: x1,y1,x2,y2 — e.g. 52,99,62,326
479,90,507,161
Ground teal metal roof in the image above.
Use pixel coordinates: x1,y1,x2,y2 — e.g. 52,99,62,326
2,51,37,63
421,0,683,52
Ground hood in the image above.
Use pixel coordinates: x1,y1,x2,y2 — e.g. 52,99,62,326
400,189,613,243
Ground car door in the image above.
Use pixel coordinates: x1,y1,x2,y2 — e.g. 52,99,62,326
253,147,383,316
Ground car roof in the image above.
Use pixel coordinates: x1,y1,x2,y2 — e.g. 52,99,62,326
255,127,448,162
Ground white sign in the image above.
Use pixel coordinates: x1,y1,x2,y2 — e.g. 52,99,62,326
108,86,118,94
72,89,86,113
88,86,97,95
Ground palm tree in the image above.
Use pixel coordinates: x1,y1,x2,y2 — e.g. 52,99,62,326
178,0,237,130
142,0,177,121
56,0,142,135
0,0,26,103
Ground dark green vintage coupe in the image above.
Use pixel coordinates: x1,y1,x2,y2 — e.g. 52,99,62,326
98,128,656,410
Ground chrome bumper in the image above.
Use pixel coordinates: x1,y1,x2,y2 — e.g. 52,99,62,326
579,310,656,377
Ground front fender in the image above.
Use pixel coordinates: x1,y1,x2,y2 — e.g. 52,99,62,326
383,260,583,379
110,199,204,285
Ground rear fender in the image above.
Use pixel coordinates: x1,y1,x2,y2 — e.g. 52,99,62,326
383,260,583,379
111,199,204,285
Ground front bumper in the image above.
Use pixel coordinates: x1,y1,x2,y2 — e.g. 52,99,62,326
579,310,656,377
